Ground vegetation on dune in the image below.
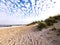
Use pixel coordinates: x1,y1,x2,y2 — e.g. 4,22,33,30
51,27,60,36
27,14,60,31
37,14,60,31
51,27,56,31
37,21,47,30
57,29,60,36
53,14,60,20
26,21,40,26
44,16,57,26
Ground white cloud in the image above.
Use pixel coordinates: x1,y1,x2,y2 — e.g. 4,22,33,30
0,0,60,24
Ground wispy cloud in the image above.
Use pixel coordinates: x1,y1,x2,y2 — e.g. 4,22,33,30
0,0,59,24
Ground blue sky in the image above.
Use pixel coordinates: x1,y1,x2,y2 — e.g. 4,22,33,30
0,0,60,24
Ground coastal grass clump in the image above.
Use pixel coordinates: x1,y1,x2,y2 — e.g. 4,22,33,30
51,27,60,36
52,28,60,36
26,21,37,26
26,21,40,26
37,21,47,30
44,17,57,26
51,27,56,31
53,14,60,20
56,29,60,36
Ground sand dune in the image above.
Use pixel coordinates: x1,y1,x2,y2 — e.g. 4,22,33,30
0,24,60,45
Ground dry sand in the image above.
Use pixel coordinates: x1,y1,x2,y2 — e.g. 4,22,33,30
0,24,60,45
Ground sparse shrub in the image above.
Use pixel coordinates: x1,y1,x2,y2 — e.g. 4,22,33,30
57,29,60,36
49,17,58,23
45,17,57,26
45,19,53,26
41,20,44,22
53,15,60,20
51,27,56,31
36,21,41,23
37,21,47,30
26,21,37,26
26,21,41,26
